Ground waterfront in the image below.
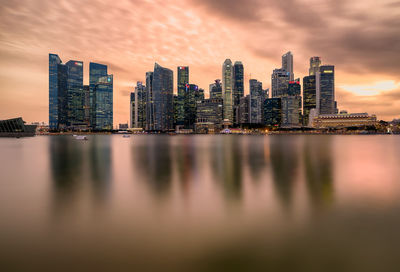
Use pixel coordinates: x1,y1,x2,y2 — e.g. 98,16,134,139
1,135,400,271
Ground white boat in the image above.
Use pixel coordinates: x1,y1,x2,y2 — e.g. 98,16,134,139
75,135,88,140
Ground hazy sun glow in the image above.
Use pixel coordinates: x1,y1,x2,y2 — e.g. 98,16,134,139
340,81,400,96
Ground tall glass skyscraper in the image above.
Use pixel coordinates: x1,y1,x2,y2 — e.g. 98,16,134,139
222,59,233,123
233,61,244,125
184,84,198,129
176,66,189,126
309,56,321,76
152,63,174,131
130,92,135,128
316,65,335,115
92,75,113,130
303,75,316,126
282,51,294,81
264,98,282,126
145,71,154,130
89,63,108,128
271,68,290,98
249,79,264,124
210,79,222,99
134,81,146,128
49,54,68,130
65,60,84,128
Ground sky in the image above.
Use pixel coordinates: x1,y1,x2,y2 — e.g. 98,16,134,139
0,0,399,124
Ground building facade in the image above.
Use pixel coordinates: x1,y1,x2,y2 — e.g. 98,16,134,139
249,79,264,124
134,81,146,129
145,71,154,130
271,68,290,98
239,95,250,124
282,51,294,81
316,65,335,115
222,59,234,123
281,96,302,127
303,75,316,126
92,75,113,130
264,98,282,126
195,98,223,133
233,61,244,125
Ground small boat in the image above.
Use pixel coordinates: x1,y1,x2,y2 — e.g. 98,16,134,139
122,135,131,138
74,135,88,140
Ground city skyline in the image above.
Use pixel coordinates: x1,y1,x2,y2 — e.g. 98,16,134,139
1,0,399,124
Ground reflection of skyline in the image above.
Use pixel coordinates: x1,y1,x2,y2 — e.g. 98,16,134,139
303,136,334,210
210,136,243,200
246,136,267,182
269,136,300,208
133,135,173,196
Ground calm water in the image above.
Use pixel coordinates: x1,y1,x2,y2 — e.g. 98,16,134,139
1,135,400,271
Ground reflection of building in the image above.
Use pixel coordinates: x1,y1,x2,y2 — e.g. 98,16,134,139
312,113,377,128
195,98,223,133
264,98,282,126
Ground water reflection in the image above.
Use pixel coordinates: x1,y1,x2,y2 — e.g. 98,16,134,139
133,135,173,195
246,136,267,181
303,136,334,209
269,136,300,208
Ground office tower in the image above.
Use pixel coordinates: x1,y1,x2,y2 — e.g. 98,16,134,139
92,75,113,130
152,63,174,131
281,96,302,127
316,65,335,114
49,54,68,130
309,56,321,76
134,81,146,128
264,88,270,99
288,81,301,96
184,84,199,129
249,79,264,124
222,59,233,123
197,88,205,102
271,68,290,98
89,63,108,129
239,95,250,124
176,66,189,126
130,92,135,128
233,61,244,125
196,98,224,132
264,98,282,126
83,85,90,127
303,75,316,126
65,60,84,128
210,79,222,99
282,51,294,81
145,71,154,130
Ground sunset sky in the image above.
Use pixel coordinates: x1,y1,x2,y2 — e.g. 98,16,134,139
0,0,399,124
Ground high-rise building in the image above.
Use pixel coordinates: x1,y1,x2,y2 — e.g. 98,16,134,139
303,75,316,126
145,71,154,130
134,81,146,128
184,84,199,129
89,63,108,129
271,68,290,98
65,60,84,128
49,54,68,130
222,59,234,123
210,79,222,99
239,95,250,124
91,75,113,130
83,85,90,127
130,92,135,128
309,56,321,76
249,79,264,124
233,61,244,125
288,81,301,96
282,51,294,81
264,98,282,126
176,66,189,126
195,98,224,133
281,96,302,127
152,63,174,131
316,65,335,115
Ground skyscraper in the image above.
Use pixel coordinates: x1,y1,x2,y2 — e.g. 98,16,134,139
91,75,113,130
89,63,108,128
210,79,222,99
282,51,294,81
271,68,290,98
65,60,84,128
130,92,135,128
239,95,250,124
233,61,244,125
264,98,282,126
309,56,321,76
145,71,154,130
281,96,302,127
49,54,68,130
134,81,146,128
303,75,316,126
184,84,198,129
176,66,189,127
152,63,174,131
195,98,223,133
316,65,335,115
249,79,264,124
222,59,233,123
